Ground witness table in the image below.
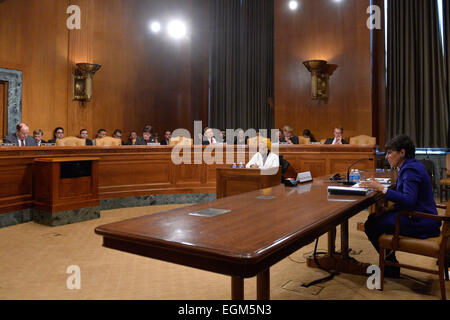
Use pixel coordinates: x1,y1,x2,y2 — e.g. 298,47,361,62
95,170,390,300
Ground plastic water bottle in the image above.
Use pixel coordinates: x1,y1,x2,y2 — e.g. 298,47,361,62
349,169,355,182
354,169,360,182
232,163,237,168
239,162,244,169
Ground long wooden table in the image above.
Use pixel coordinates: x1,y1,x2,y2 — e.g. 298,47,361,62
0,145,376,215
95,171,387,300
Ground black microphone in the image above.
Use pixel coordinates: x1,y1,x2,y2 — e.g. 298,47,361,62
342,158,374,185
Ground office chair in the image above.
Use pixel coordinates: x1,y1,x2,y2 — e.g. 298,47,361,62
440,154,450,203
169,136,193,145
378,204,450,300
95,136,122,146
298,137,311,145
349,135,376,145
55,137,86,147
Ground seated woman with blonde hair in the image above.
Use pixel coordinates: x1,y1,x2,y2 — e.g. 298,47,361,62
246,140,279,170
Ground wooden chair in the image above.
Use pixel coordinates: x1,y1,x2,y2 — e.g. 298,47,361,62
55,137,86,147
320,139,327,144
440,154,450,203
349,135,376,145
378,205,450,300
298,137,310,145
169,136,193,145
95,136,122,147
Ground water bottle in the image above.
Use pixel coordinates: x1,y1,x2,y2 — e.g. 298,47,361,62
349,169,355,182
239,162,244,169
232,163,237,168
354,169,360,182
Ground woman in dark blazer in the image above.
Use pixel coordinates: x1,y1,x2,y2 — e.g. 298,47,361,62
360,134,441,277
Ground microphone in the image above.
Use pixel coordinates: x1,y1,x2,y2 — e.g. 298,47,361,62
342,157,374,185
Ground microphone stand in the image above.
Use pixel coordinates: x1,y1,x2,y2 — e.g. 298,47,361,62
342,157,374,185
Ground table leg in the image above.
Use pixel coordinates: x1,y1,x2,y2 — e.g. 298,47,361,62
341,221,349,259
306,219,369,276
231,277,244,300
257,269,270,300
328,228,336,254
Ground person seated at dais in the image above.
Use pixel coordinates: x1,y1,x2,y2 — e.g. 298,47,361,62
280,126,299,145
126,131,138,145
360,134,441,277
79,129,93,145
3,123,37,146
160,131,172,145
302,129,317,143
48,127,64,144
234,129,247,145
33,129,46,146
112,129,124,145
246,140,279,170
135,125,156,145
96,129,107,139
324,127,348,145
202,127,218,145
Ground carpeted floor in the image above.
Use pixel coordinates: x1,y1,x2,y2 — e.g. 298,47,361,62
0,204,448,300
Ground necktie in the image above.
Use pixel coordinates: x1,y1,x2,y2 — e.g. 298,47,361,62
20,140,24,147
210,138,213,144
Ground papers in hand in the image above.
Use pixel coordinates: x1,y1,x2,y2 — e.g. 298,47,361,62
327,186,369,196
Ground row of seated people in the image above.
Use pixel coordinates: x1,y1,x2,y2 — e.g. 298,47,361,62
2,123,377,147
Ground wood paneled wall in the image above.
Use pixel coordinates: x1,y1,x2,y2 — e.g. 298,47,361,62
0,0,209,141
274,0,373,142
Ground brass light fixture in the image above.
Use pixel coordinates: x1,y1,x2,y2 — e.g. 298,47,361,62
73,63,101,102
303,60,337,100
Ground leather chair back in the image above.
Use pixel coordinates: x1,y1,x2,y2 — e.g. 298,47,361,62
298,137,310,145
95,137,122,146
56,137,86,147
349,135,376,145
169,136,193,145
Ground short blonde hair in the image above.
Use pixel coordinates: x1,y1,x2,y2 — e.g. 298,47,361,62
282,125,293,133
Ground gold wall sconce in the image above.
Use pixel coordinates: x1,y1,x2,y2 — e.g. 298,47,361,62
73,63,102,102
303,60,338,100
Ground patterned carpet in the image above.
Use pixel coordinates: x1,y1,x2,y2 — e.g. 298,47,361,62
0,205,447,300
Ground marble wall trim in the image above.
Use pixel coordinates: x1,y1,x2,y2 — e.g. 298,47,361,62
0,68,23,136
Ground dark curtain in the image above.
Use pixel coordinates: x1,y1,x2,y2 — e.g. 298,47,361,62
387,0,448,148
209,0,274,131
445,0,450,147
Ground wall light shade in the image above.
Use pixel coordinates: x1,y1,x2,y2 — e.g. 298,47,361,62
303,60,337,100
73,63,101,102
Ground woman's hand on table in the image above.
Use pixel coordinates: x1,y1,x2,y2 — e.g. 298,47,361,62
359,179,385,192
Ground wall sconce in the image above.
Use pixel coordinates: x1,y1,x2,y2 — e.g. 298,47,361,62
303,60,338,100
73,63,101,102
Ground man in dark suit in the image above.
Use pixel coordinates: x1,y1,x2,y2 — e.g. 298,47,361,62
160,131,172,145
135,125,156,145
3,123,37,146
33,129,46,146
324,127,349,145
112,129,124,145
202,127,218,145
79,129,93,146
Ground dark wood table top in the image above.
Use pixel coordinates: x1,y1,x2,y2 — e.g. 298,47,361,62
95,170,392,278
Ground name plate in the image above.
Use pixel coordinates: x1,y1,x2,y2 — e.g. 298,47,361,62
297,171,313,183
1,143,16,147
41,143,56,146
147,143,161,146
